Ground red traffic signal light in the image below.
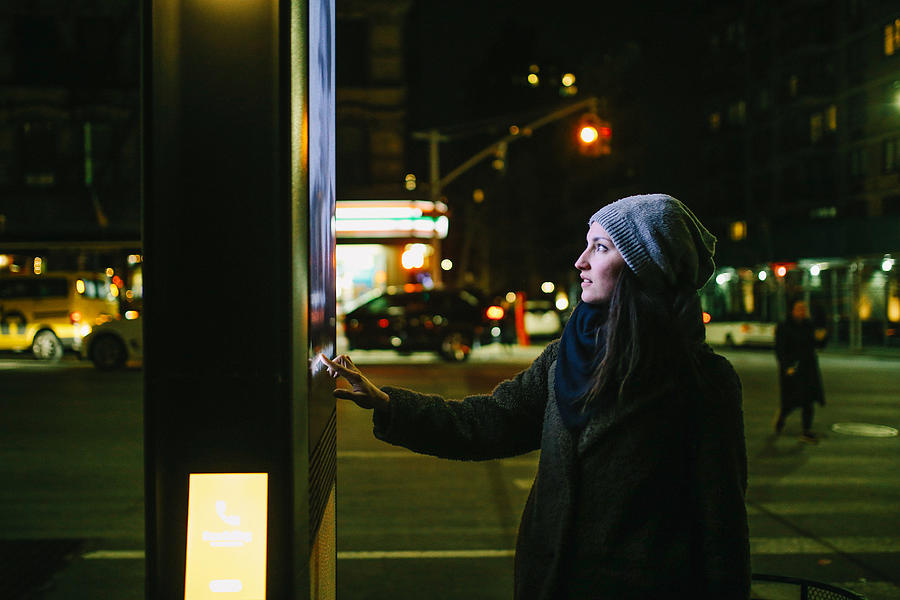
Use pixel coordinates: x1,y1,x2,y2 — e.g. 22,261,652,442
577,114,611,156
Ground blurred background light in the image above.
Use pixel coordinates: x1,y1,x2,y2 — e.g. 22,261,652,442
401,244,427,269
579,125,598,144
555,292,569,311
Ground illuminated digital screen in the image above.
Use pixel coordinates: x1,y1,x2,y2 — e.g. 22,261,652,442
184,473,268,599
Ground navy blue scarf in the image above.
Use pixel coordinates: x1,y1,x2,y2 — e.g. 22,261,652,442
555,301,608,429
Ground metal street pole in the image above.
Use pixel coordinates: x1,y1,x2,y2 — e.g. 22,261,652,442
428,129,442,284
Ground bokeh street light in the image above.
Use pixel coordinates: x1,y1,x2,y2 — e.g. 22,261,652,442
580,125,598,144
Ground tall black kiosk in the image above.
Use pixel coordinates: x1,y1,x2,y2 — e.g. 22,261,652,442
143,1,336,598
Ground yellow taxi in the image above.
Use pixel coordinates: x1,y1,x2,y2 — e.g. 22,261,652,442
0,271,120,360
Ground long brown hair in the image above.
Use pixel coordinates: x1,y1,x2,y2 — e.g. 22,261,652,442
587,268,705,406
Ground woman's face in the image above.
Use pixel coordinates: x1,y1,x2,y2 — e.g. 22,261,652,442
575,222,627,304
791,301,809,321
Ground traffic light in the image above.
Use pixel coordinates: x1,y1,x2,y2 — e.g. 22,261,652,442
577,114,611,156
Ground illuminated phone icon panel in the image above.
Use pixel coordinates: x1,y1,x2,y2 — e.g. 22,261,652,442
216,501,241,526
185,473,268,599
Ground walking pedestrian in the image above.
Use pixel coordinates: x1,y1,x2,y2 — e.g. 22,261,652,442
774,298,827,443
321,193,750,599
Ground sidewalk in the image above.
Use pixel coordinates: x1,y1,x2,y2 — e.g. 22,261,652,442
818,343,900,360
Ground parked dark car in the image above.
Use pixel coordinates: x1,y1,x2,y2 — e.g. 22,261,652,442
343,287,504,361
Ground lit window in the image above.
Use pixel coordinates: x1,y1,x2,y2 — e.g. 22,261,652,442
729,221,747,241
885,20,900,56
826,105,837,131
810,113,824,142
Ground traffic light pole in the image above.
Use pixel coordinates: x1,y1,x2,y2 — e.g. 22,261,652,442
412,96,603,286
414,96,600,197
413,97,602,285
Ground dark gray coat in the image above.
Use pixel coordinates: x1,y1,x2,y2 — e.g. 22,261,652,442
775,319,826,409
373,340,750,599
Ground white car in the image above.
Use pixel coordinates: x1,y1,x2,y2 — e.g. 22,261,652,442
81,316,143,369
704,320,776,347
523,300,564,340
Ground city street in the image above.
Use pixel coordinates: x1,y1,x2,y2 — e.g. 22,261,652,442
1,346,898,599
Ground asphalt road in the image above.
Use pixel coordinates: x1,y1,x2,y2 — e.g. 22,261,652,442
1,346,898,599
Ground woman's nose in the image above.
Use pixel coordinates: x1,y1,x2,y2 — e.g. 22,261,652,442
575,250,588,269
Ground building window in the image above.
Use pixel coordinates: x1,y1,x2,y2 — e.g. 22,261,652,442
14,16,60,83
810,113,823,142
826,105,837,131
885,137,900,172
885,19,900,56
849,147,868,178
848,92,866,138
0,126,12,186
337,124,370,187
883,195,900,215
21,122,57,187
336,18,369,87
847,39,865,84
759,88,771,110
728,100,746,124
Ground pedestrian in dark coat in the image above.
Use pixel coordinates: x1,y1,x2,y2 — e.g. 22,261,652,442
774,299,827,443
321,194,751,599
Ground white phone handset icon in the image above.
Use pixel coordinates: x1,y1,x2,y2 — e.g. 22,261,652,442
215,500,241,526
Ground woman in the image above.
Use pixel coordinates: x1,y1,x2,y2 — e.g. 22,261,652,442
774,298,827,443
322,194,750,599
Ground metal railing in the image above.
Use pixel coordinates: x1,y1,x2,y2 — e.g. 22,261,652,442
752,573,867,600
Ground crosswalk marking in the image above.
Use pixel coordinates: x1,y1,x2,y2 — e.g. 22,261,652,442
338,451,422,458
749,475,896,486
747,501,900,515
337,450,538,466
751,536,900,554
85,536,900,560
337,549,516,560
84,550,146,559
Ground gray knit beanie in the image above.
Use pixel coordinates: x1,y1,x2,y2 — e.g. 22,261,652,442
589,194,716,290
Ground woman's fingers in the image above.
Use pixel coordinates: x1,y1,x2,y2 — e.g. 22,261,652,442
320,354,358,380
333,388,358,400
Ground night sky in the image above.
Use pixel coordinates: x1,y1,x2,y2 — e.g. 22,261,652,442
400,1,708,292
